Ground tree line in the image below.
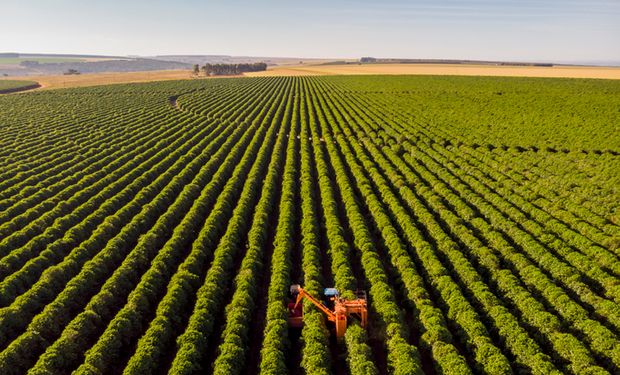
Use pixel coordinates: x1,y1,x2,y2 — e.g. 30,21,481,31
193,62,267,76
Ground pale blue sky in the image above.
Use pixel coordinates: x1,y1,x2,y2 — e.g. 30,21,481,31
2,0,619,63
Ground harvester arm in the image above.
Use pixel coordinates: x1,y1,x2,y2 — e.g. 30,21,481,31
294,288,336,322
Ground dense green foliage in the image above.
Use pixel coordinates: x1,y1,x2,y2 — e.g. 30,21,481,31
202,62,268,76
0,75,618,374
329,75,620,151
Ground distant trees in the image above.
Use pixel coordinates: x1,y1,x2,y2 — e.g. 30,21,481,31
192,64,200,75
63,69,80,75
201,62,267,76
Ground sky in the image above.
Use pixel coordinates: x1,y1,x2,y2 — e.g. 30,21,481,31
2,0,619,63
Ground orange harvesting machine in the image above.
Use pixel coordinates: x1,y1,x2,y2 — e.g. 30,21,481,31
287,284,368,339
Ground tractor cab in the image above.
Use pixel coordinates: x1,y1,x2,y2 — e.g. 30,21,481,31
323,288,339,310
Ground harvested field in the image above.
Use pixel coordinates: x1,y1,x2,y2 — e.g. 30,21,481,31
246,63,620,80
8,62,614,93
3,70,201,90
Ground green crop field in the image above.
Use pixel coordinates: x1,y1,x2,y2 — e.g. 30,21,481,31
0,80,39,93
0,75,618,375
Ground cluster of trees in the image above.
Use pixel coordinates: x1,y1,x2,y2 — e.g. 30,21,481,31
356,78,618,251
323,79,620,372
79,84,289,375
312,86,482,373
0,113,239,372
405,146,614,373
0,127,212,372
297,99,333,373
169,82,288,375
377,88,620,304
0,80,277,373
498,150,620,228
193,62,268,76
343,124,558,372
417,146,620,370
259,99,299,374
2,75,619,374
70,117,262,375
0,105,183,293
210,88,292,375
310,76,593,371
300,81,425,374
121,81,289,375
0,110,191,270
0,117,212,305
261,79,377,375
470,145,619,244
359,57,377,63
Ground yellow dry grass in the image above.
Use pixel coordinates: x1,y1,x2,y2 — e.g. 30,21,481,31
5,63,619,93
1,70,203,90
245,63,620,80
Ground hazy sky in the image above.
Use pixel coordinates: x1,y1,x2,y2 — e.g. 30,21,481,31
2,0,619,62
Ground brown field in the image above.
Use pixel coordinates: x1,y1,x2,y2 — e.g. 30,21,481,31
3,63,619,92
0,70,202,90
245,63,620,80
